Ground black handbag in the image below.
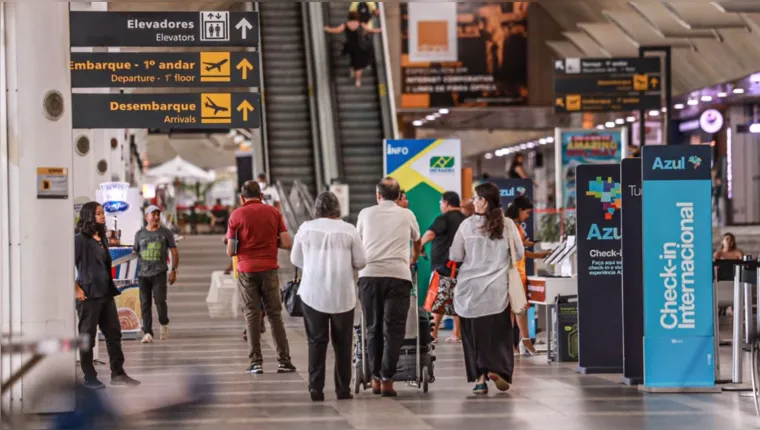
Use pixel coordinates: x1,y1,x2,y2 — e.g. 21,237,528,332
282,269,303,317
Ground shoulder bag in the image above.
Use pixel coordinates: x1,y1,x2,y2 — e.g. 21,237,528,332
282,268,303,317
506,218,529,315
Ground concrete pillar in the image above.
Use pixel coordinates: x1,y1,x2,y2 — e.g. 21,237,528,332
1,2,76,413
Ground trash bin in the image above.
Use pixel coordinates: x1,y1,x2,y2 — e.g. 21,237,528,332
552,294,579,362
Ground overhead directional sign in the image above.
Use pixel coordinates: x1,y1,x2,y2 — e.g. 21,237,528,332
69,11,259,47
72,93,261,129
70,52,259,88
554,57,662,113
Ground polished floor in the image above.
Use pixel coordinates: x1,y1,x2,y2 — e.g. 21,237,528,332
92,236,760,430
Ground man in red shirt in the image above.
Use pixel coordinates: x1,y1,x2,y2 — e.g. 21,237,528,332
227,181,295,374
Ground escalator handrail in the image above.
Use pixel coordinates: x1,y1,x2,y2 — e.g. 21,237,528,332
275,180,300,234
321,3,347,185
294,180,316,219
300,2,326,193
376,2,399,140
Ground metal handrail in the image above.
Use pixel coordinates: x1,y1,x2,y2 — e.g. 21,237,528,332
276,181,300,234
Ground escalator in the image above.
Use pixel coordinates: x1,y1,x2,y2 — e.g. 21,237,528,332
325,3,394,222
259,3,320,194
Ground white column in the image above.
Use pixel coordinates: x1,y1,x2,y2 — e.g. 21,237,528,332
1,2,76,413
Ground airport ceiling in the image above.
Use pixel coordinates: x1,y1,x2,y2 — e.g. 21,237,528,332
538,0,760,96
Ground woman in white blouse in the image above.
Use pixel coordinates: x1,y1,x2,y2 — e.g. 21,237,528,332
291,192,367,402
449,182,525,394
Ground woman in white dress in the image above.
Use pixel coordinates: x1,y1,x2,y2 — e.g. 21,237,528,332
449,182,524,394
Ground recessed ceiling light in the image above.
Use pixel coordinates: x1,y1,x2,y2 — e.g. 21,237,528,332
539,138,547,144
426,115,436,121
484,153,494,160
718,92,728,98
615,118,625,125
438,108,449,114
596,125,605,130
648,110,660,116
413,120,423,127
626,116,636,123
674,104,684,110
605,121,616,128
701,95,712,102
546,137,555,143
734,88,745,94
661,107,667,112
527,142,536,149
687,99,699,106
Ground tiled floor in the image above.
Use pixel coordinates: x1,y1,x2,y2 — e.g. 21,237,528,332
94,236,760,430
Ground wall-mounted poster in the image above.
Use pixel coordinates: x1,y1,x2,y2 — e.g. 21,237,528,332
555,129,625,210
400,2,529,108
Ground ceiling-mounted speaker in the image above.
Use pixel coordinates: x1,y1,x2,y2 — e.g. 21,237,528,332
110,138,118,149
43,90,64,121
75,135,90,156
97,159,108,175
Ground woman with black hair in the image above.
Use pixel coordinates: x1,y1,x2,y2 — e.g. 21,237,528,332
508,153,527,179
75,202,140,389
505,196,551,356
325,12,383,88
449,183,524,394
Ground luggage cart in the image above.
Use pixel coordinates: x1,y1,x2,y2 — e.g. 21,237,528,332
352,268,434,394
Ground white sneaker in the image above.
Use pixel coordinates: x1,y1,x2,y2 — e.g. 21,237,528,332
160,326,169,341
141,334,153,344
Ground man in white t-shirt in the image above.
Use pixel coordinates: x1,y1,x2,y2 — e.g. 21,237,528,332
257,173,281,211
356,177,421,397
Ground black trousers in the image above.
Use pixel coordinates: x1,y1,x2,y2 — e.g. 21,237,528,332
302,302,354,395
77,297,125,381
461,306,515,384
139,273,169,336
358,277,411,381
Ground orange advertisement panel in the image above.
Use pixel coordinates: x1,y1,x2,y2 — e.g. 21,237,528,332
401,2,529,108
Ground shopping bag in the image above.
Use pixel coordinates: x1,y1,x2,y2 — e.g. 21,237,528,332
281,269,303,317
506,219,528,315
424,261,457,316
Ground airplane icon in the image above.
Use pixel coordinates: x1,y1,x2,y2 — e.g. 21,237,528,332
204,59,229,72
204,97,229,116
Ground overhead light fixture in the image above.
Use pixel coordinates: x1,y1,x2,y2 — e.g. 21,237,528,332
519,143,529,150
546,137,555,143
734,88,745,94
752,73,760,84
413,120,423,127
626,116,636,123
648,110,660,117
539,138,547,144
615,118,625,125
527,142,536,149
605,121,616,128
495,149,504,157
674,103,685,110
701,95,712,102
439,108,449,115
687,99,699,106
661,107,668,112
749,123,760,133
426,115,436,121
718,92,728,98
484,153,494,160
596,125,605,130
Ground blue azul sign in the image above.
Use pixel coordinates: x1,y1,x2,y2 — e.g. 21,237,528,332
642,145,714,388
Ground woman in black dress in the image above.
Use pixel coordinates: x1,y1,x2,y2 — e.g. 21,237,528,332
325,12,382,87
75,202,140,389
508,153,528,179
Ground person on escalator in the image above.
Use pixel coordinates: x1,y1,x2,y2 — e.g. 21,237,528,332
349,2,379,27
324,12,382,88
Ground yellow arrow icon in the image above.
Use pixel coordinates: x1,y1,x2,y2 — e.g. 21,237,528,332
650,77,659,89
236,58,254,80
237,99,255,122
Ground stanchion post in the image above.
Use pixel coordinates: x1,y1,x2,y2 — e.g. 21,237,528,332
734,265,744,384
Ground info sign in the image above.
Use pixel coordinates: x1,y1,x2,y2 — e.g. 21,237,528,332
642,145,714,389
70,12,259,47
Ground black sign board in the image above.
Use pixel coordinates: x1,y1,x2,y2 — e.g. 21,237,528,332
72,93,260,129
492,178,535,276
576,164,624,374
71,52,259,88
554,57,662,113
70,12,259,47
620,158,643,385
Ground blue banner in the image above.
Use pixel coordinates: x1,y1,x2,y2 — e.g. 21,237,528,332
558,130,622,209
642,145,714,388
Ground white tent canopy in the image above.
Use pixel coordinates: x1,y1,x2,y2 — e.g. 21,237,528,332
145,156,215,183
